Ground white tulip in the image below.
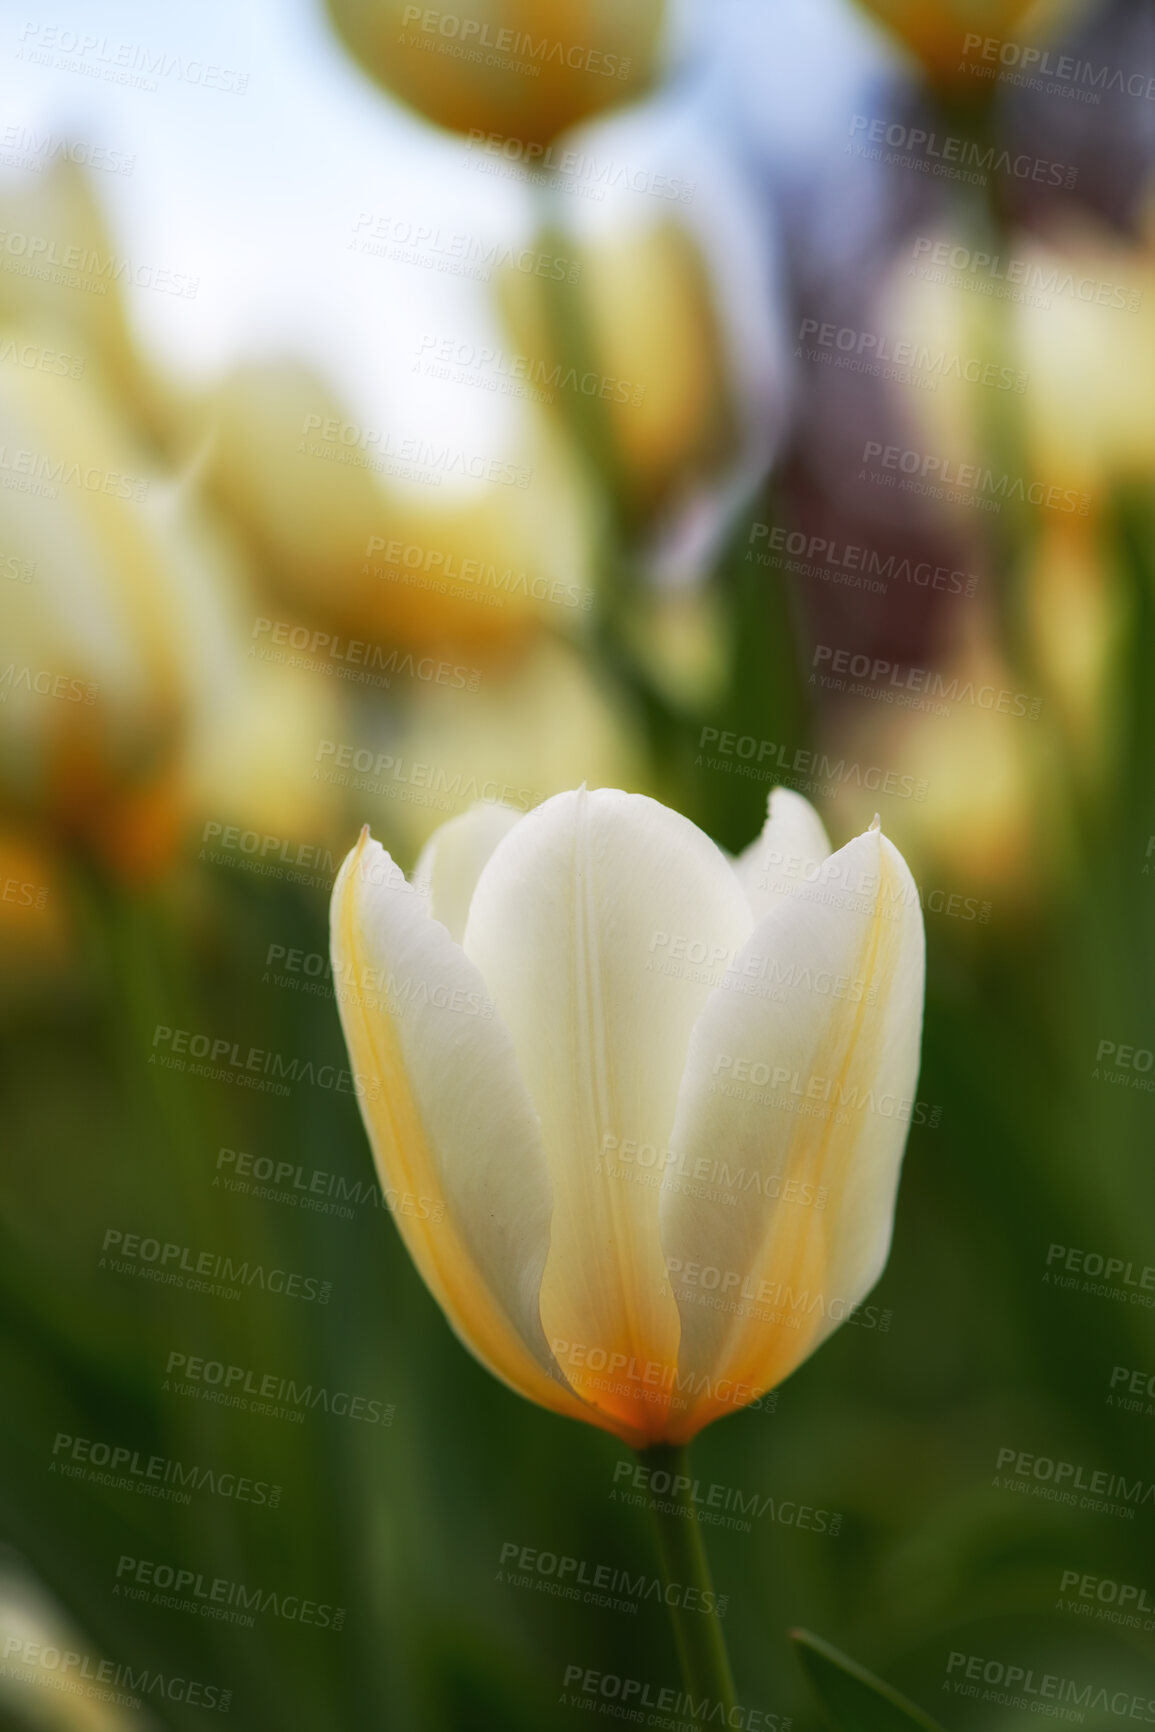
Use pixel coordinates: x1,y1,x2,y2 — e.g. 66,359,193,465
330,785,925,1446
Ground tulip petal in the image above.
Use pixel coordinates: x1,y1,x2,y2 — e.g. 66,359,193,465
659,823,925,1441
413,801,525,942
734,787,832,922
331,829,616,1435
463,788,753,1440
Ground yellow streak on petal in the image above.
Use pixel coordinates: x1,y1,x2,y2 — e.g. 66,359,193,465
669,832,905,1443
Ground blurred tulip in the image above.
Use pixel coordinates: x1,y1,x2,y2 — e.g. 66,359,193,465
203,360,592,658
188,657,345,850
0,346,207,876
0,830,69,995
325,0,666,147
356,631,643,858
502,220,732,515
0,161,179,449
1022,516,1123,782
0,343,339,878
834,609,1059,903
0,1550,144,1731
875,217,1151,516
852,0,1078,94
499,202,788,574
1010,219,1155,499
622,585,730,712
331,786,924,1444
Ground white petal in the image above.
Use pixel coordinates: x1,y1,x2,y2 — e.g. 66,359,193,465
734,786,833,923
660,823,924,1441
463,787,752,1440
330,830,610,1433
413,801,525,942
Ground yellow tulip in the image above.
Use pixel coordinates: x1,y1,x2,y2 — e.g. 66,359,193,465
325,0,666,147
331,786,924,1444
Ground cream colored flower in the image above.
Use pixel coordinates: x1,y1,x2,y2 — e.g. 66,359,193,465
331,785,924,1445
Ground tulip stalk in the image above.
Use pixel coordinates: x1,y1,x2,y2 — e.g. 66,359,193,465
637,1443,737,1721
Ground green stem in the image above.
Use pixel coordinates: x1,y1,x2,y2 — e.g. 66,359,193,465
636,1442,737,1722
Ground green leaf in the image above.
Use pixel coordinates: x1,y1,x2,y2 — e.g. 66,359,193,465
790,1630,948,1732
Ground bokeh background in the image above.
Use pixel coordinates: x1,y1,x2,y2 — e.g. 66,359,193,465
3,0,1155,1726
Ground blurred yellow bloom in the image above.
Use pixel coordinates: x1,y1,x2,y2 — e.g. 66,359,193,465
189,657,345,852
0,1551,142,1730
0,830,69,993
834,611,1059,904
622,586,730,713
356,631,643,859
853,0,1078,93
1022,517,1124,782
1010,217,1155,498
0,161,177,447
325,0,666,146
331,787,924,1444
0,347,209,876
204,360,591,658
0,344,339,877
879,216,1137,794
878,215,1153,510
500,219,740,538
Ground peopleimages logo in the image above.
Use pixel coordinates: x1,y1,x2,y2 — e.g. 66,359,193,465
945,1650,1155,1720
497,1542,727,1617
0,1639,230,1714
561,1663,790,1729
861,439,1091,514
398,7,636,80
910,236,1141,311
164,1350,396,1427
848,114,1077,187
149,1023,378,1102
114,1555,345,1631
51,1430,283,1508
960,31,1155,103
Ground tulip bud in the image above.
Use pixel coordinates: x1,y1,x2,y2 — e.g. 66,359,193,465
325,0,667,146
